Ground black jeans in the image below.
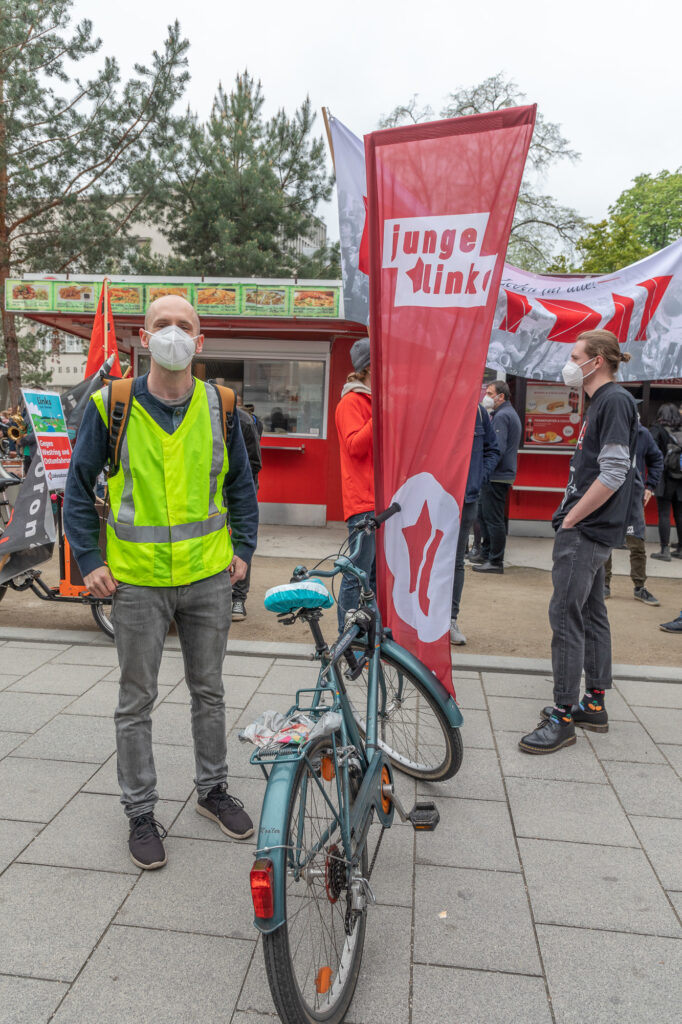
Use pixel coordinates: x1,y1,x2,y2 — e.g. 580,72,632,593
656,495,682,548
451,499,478,621
231,562,251,602
549,528,612,706
479,481,510,565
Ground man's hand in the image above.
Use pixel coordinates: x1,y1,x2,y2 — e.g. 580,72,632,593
228,555,248,583
84,566,118,598
644,488,653,506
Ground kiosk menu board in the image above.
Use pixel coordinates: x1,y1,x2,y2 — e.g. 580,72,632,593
524,382,584,448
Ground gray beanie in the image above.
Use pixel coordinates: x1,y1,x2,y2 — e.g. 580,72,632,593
350,337,370,372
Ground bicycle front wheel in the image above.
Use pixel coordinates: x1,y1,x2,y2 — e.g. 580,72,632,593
262,737,368,1024
346,647,463,782
91,600,114,641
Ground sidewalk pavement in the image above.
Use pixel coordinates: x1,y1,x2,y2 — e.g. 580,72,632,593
0,633,680,1024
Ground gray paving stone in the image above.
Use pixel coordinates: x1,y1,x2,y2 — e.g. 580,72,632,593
488,695,545,733
226,728,266,779
83,743,198,802
451,673,486,709
237,688,299,728
458,707,494,749
0,757,96,822
416,797,520,872
169,775,266,845
413,864,541,974
586,720,665,764
364,819,414,908
0,818,41,871
15,713,116,763
411,964,552,1024
62,681,171,717
629,815,682,890
18,792,182,874
224,674,262,707
482,672,554,699
0,862,132,980
635,706,682,745
418,746,505,801
0,730,28,757
51,924,254,1024
233,1015,278,1024
616,679,682,709
117,836,255,939
0,976,68,1024
52,646,121,667
235,940,276,1015
259,662,321,695
346,905,411,1024
538,924,682,1024
604,761,682,818
223,654,273,677
9,662,110,695
0,672,20,690
506,777,637,846
660,744,682,773
668,891,682,915
0,646,63,674
0,690,74,732
3,641,69,653
496,729,607,784
519,838,681,937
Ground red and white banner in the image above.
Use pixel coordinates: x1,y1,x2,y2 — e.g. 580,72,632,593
329,115,370,325
366,108,536,695
489,241,682,381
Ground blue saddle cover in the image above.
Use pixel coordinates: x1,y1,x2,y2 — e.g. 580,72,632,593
264,579,334,614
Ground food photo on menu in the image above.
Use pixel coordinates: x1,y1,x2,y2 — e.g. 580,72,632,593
524,382,583,447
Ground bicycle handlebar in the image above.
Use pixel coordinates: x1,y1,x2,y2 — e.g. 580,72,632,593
373,502,401,526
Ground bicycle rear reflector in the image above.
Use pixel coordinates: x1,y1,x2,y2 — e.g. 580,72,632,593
250,859,275,918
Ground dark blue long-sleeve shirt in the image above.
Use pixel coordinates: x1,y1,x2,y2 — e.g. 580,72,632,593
636,424,663,492
64,375,259,579
464,404,501,503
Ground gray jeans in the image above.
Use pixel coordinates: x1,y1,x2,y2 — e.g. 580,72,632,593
112,570,232,819
549,528,612,706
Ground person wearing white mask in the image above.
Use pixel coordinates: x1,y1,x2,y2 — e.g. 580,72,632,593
64,295,259,867
520,329,637,755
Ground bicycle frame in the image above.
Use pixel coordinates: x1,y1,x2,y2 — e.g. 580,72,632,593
252,520,462,934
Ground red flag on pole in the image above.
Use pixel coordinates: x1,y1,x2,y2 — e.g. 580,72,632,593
85,279,122,379
365,106,536,696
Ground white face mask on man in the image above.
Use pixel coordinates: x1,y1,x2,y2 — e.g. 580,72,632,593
147,325,198,371
482,394,496,411
561,356,597,389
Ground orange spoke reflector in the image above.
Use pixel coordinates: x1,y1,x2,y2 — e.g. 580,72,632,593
315,966,333,994
321,756,335,781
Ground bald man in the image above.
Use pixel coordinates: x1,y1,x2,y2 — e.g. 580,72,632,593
64,295,259,869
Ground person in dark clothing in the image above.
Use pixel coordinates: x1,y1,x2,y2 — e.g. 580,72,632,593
604,421,663,605
520,330,637,755
450,404,500,644
230,403,262,620
471,380,522,574
648,404,682,561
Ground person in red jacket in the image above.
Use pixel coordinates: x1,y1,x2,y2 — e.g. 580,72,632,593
335,337,375,629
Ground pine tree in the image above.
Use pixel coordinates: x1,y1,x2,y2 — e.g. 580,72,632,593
0,0,189,405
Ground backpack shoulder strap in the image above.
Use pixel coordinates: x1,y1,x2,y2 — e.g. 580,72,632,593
211,384,236,448
107,377,135,469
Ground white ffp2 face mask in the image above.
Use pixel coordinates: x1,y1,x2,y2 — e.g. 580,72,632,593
482,395,495,411
561,357,596,388
147,325,198,371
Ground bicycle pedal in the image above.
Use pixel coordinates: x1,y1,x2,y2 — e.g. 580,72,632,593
407,801,440,832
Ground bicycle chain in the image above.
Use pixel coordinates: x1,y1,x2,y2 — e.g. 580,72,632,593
367,824,386,881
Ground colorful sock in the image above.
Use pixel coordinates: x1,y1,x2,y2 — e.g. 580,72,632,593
550,703,573,723
582,688,605,712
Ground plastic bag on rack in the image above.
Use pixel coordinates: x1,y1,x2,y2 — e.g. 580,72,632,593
238,708,342,748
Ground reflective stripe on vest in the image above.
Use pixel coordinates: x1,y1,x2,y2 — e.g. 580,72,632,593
91,381,232,587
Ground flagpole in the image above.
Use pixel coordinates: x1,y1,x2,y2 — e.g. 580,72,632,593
322,107,336,171
103,277,109,361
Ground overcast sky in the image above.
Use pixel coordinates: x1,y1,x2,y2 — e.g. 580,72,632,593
70,0,680,243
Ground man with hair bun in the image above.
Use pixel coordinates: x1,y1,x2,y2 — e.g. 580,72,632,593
520,330,638,755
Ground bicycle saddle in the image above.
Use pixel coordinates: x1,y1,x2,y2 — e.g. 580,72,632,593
0,471,21,491
264,579,334,614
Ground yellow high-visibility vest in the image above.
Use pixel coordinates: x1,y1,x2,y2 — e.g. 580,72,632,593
92,381,233,586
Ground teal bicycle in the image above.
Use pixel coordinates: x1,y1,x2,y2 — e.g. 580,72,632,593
249,504,464,1024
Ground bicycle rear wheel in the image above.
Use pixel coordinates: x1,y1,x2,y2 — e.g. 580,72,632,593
91,600,114,641
346,647,463,782
262,737,368,1024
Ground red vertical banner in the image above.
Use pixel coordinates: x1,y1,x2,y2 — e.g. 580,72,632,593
85,281,122,379
365,106,536,695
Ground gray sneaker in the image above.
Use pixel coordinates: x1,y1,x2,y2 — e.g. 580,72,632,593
634,587,660,606
449,619,467,645
231,599,246,621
